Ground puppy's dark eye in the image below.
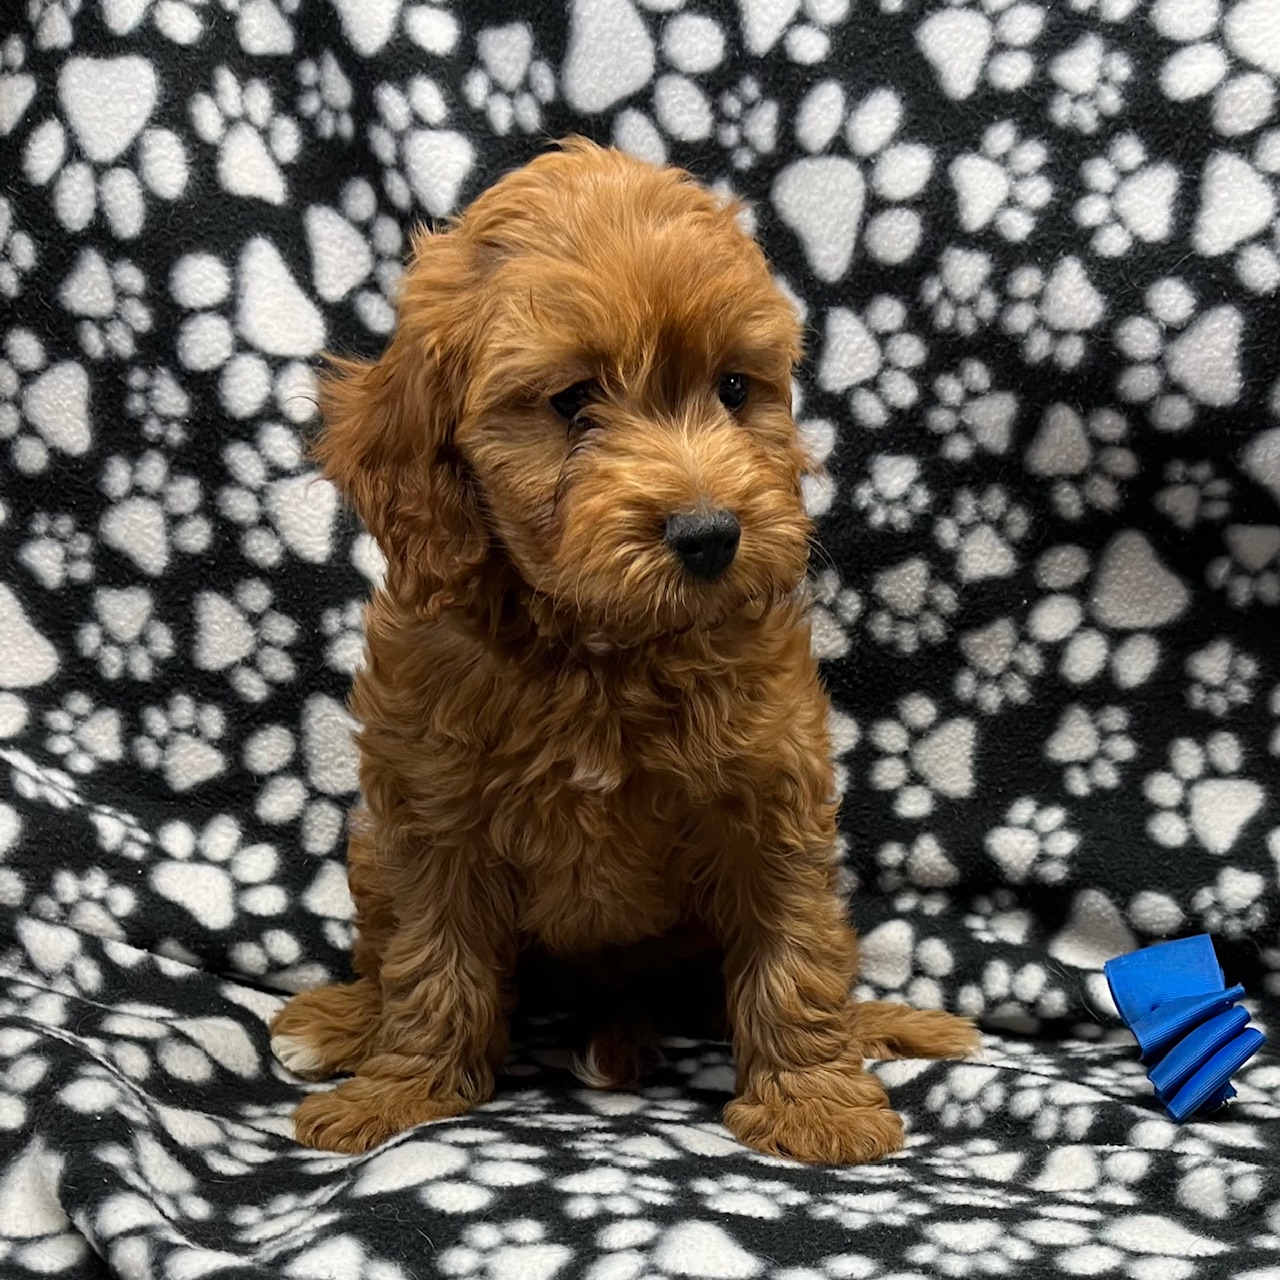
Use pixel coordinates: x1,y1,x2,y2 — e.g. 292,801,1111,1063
550,379,599,424
718,373,748,411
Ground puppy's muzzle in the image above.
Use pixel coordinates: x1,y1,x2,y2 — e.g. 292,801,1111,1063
664,509,740,580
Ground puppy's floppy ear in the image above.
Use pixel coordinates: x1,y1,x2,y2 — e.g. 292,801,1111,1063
314,227,488,616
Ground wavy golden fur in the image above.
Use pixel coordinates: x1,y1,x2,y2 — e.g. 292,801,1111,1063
271,138,977,1162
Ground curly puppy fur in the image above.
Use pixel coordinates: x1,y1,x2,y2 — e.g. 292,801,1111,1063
271,138,977,1162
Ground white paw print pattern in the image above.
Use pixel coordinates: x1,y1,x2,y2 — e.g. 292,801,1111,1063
133,693,227,793
1192,867,1268,938
438,1219,569,1279
59,250,151,360
0,327,90,476
21,54,188,237
925,359,1019,461
1155,459,1233,529
740,0,853,63
464,23,556,136
296,51,354,142
1048,32,1134,133
1045,704,1136,796
190,66,302,207
716,75,779,170
193,577,299,703
921,247,999,337
77,586,174,680
170,243,323,423
868,555,957,654
124,366,191,448
305,177,404,335
935,485,1030,584
1114,277,1244,430
1193,135,1280,296
1154,0,1280,137
1075,132,1179,256
43,693,124,775
956,617,1042,712
908,1218,1037,1274
950,119,1053,241
218,421,337,568
18,511,94,590
853,455,931,531
985,798,1079,884
369,75,474,218
876,832,961,892
1144,732,1265,855
99,449,211,577
1025,404,1138,520
582,1218,762,1280
555,1166,675,1220
1207,524,1280,606
870,694,976,818
30,865,135,943
915,0,1045,102
817,295,928,430
1186,639,1258,715
0,196,37,299
1001,256,1107,369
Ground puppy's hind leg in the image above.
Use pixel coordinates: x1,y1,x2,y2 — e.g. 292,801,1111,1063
271,978,383,1081
850,1000,979,1062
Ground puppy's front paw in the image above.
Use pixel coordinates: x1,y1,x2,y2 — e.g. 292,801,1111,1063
293,1077,473,1154
724,1094,905,1165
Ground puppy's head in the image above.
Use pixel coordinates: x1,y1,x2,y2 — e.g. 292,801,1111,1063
318,138,810,645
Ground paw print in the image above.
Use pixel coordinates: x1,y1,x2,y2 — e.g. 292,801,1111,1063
870,694,976,818
1027,591,1161,689
31,866,135,943
151,816,286,939
955,957,1068,1027
1207,525,1280,606
218,421,336,568
88,802,150,862
306,178,403,335
556,1167,675,1220
908,1220,1036,1275
1155,459,1233,529
868,556,957,653
99,450,211,577
1145,732,1264,854
1075,133,1179,256
924,359,1018,460
1045,704,1135,796
370,75,473,216
853,454,931,531
296,50,354,142
43,693,123,775
985,798,1078,885
716,75,779,171
934,485,1029,584
124,366,190,449
1025,404,1138,520
1154,0,1278,137
0,327,90,475
1002,256,1107,369
950,119,1052,241
21,61,188,237
190,66,302,206
808,568,863,662
1192,868,1268,939
876,832,961,892
955,617,1042,713
817,296,927,429
916,0,1044,101
921,248,999,336
1186,639,1258,715
77,587,174,681
1049,33,1133,133
133,693,227,793
170,246,322,423
18,512,94,590
60,251,151,360
1114,278,1243,430
194,578,298,703
742,0,851,62
320,599,364,674
1005,1071,1098,1141
3,749,83,811
693,1173,809,1219
463,23,556,136
1194,138,1280,295
0,196,37,299
438,1220,569,1280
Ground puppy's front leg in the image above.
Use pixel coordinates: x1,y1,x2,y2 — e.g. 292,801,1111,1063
293,851,515,1155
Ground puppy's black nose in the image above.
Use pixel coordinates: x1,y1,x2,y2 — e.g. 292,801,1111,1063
664,510,740,580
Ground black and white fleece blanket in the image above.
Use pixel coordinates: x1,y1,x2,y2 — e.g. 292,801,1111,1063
2,0,1280,1276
